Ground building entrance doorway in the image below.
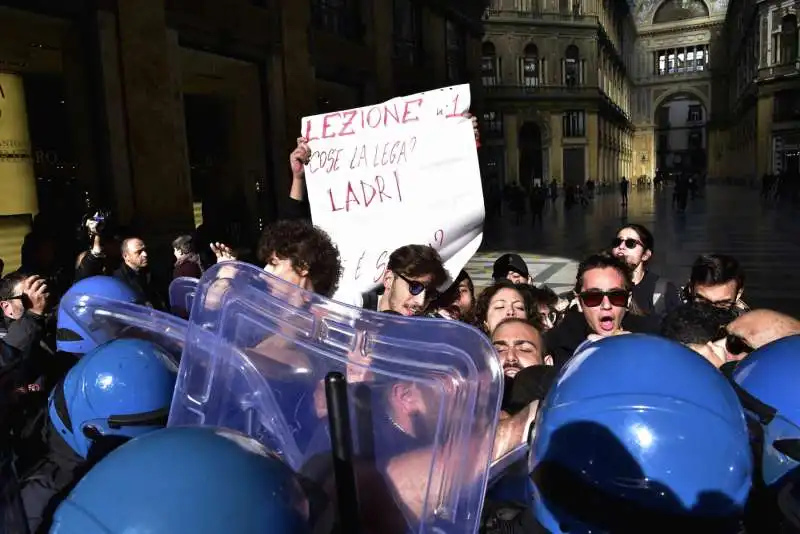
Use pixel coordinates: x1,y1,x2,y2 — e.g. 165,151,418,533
519,121,543,186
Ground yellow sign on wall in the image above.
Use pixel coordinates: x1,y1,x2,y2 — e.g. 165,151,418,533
0,72,38,216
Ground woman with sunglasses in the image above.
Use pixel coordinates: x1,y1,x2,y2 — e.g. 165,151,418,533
611,224,681,324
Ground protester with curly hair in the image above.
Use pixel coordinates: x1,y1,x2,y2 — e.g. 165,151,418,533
212,219,342,299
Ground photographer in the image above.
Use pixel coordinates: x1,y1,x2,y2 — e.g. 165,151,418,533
0,273,50,360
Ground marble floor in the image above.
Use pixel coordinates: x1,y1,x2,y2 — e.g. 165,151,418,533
464,185,800,317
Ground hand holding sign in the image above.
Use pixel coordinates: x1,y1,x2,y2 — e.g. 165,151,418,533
290,137,311,176
302,85,485,295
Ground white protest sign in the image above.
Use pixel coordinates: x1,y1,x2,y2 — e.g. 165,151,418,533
301,84,485,295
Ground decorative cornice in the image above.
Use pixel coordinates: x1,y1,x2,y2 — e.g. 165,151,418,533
636,18,725,35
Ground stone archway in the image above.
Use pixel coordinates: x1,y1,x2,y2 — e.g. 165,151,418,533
652,86,710,123
653,91,709,175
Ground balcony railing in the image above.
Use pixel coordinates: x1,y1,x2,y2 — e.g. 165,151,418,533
483,8,593,23
485,84,597,99
759,62,800,80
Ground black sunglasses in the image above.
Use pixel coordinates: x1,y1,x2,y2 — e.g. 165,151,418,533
578,289,629,308
611,237,642,250
693,294,737,310
717,327,754,355
396,272,438,300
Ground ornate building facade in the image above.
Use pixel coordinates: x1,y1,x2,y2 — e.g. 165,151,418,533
717,0,800,180
0,0,487,269
481,0,636,187
631,0,726,179
482,0,750,185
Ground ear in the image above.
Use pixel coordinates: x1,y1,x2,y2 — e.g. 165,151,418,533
383,270,394,292
736,288,744,301
642,249,652,263
391,383,415,414
544,354,554,366
574,292,583,312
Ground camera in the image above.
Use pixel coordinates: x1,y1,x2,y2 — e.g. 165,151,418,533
78,209,111,241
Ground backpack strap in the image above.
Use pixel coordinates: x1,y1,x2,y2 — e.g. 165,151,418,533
652,276,668,316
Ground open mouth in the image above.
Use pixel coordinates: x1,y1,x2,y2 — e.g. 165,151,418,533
598,315,615,332
504,366,521,378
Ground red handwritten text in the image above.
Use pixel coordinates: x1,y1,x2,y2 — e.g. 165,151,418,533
428,229,445,249
304,97,424,141
363,229,445,283
349,137,416,171
307,147,344,174
328,170,403,213
373,250,389,283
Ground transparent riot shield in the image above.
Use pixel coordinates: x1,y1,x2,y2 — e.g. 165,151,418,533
57,292,190,365
168,277,199,319
488,443,529,487
168,261,504,534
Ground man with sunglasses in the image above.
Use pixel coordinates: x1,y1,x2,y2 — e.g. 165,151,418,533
715,309,800,364
544,253,653,369
660,302,738,367
0,272,50,352
366,245,447,317
683,254,749,314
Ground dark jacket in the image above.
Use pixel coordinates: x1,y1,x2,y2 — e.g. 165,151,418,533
113,265,166,311
20,422,129,534
172,253,203,280
631,271,681,330
545,308,656,370
74,251,109,282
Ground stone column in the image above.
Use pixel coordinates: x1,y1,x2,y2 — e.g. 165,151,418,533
504,113,519,184
756,95,774,176
587,110,599,179
103,0,194,234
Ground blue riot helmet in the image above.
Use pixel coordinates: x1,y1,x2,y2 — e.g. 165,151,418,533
51,426,311,534
48,338,177,459
57,276,142,354
731,335,800,488
529,334,752,533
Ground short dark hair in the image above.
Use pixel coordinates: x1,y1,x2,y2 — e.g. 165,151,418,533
523,284,559,309
616,223,654,252
0,271,26,301
387,245,447,288
172,235,195,255
661,302,737,345
429,269,475,318
493,316,544,337
689,254,745,291
492,316,547,357
257,220,342,298
573,252,633,294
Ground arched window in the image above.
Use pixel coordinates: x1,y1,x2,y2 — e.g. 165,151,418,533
564,45,581,86
520,43,540,87
652,0,709,24
482,41,500,86
781,15,798,64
